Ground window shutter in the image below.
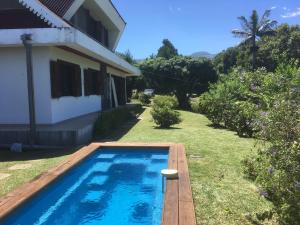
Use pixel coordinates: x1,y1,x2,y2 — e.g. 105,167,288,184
74,65,82,97
96,22,103,42
50,60,61,98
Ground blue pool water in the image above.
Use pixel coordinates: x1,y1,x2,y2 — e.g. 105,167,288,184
1,148,169,225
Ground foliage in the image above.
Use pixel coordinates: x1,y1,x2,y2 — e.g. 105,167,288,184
200,62,300,222
157,39,178,59
214,47,240,74
152,95,178,109
215,24,300,73
94,105,143,137
199,63,300,136
117,50,137,65
151,95,181,128
232,9,277,71
242,65,300,224
131,90,139,99
139,56,218,109
138,92,151,105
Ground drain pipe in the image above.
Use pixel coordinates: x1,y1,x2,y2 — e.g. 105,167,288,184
21,34,36,146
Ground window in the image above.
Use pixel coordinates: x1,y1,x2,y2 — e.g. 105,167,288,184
70,6,109,48
50,60,82,98
84,68,104,96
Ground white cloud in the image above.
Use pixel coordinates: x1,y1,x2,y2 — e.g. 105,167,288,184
282,8,300,18
271,6,277,10
283,6,288,10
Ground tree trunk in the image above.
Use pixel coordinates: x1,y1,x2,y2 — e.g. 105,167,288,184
252,37,257,71
175,91,191,110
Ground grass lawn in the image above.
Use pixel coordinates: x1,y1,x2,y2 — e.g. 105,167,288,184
0,148,76,197
111,108,274,225
0,107,274,224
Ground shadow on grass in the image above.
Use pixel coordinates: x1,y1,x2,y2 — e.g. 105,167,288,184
207,123,227,129
94,117,142,142
0,147,77,162
153,126,182,130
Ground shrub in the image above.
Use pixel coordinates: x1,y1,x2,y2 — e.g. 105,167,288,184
197,67,299,137
138,93,151,105
131,90,139,99
242,64,300,224
152,95,178,109
151,95,181,128
94,104,143,137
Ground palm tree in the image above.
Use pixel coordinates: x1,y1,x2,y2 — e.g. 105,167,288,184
232,10,277,71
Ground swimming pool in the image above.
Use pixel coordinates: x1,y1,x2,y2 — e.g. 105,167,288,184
1,148,169,225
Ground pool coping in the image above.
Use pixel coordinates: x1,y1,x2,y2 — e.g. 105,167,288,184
0,142,196,225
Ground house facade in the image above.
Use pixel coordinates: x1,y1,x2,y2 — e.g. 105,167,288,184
0,0,140,146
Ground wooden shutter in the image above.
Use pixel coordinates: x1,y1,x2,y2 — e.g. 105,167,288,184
96,22,103,43
50,60,62,98
74,65,82,97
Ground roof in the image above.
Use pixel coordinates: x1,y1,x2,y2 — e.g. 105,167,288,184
38,0,75,17
18,0,71,28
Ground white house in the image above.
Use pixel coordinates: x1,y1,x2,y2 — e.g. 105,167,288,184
0,0,140,146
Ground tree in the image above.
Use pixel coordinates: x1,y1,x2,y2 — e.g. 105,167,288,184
214,24,300,73
139,56,218,109
157,39,178,59
213,47,239,74
232,10,277,71
117,50,136,65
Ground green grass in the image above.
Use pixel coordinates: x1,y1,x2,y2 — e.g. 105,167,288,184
115,108,275,225
0,108,275,224
0,149,76,197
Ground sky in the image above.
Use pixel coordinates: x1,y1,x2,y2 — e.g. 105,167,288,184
113,0,300,59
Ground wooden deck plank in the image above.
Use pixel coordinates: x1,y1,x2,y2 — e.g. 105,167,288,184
162,144,179,225
177,144,196,225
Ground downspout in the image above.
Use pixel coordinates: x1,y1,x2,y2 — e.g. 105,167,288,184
21,34,36,146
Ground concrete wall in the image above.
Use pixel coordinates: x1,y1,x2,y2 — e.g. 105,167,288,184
0,46,102,125
49,47,102,124
0,47,52,124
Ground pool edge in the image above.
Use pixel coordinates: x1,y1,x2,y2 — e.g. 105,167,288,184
0,142,196,225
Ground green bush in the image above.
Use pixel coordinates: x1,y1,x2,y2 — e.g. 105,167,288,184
94,104,143,137
131,90,139,99
138,93,151,105
152,95,178,109
198,66,299,137
151,95,181,128
241,64,300,224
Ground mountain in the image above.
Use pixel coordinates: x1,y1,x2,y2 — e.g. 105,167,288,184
190,51,216,59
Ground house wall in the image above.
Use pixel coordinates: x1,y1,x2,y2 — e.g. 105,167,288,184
0,47,52,124
49,47,102,124
0,46,102,125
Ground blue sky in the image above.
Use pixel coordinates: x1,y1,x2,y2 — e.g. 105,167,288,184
113,0,300,59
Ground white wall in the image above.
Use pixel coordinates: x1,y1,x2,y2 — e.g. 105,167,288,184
0,47,52,124
49,47,102,124
0,46,102,125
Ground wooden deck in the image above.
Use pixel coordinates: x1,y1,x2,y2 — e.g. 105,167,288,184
0,142,196,225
